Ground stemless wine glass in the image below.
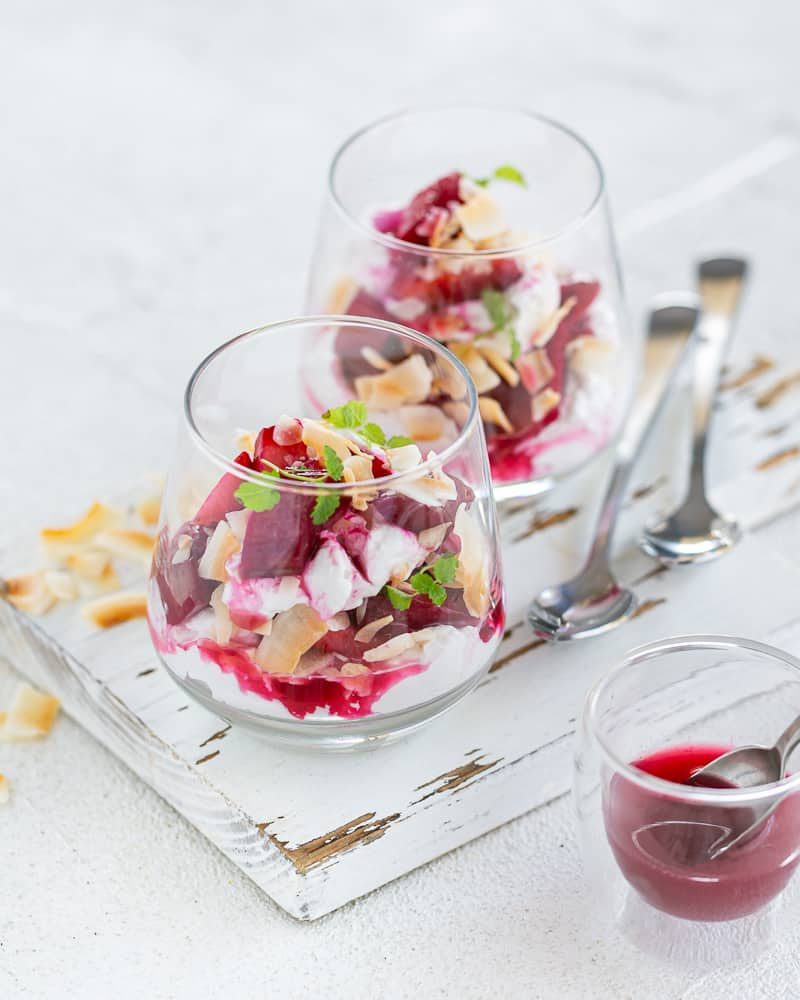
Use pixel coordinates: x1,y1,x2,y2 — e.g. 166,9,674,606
147,316,504,750
575,635,800,965
306,106,637,501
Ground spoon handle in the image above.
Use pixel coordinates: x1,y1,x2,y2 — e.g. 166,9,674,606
586,299,699,564
775,714,800,771
686,259,747,501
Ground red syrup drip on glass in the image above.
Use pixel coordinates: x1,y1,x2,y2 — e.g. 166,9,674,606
196,640,426,721
603,744,800,921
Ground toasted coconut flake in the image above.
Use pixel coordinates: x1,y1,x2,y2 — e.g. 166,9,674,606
40,502,121,557
386,443,423,473
254,605,327,675
454,506,490,618
235,428,257,453
517,349,555,394
476,343,519,386
210,585,233,645
418,522,451,550
4,572,56,616
0,773,8,804
455,189,506,242
532,296,576,348
302,419,358,461
343,454,374,482
355,355,433,409
95,528,156,567
355,614,394,644
394,465,458,507
340,661,370,676
225,509,250,542
66,548,112,580
326,276,357,313
43,569,79,602
198,521,240,582
399,404,455,443
479,396,514,434
0,683,60,742
443,400,470,426
567,336,616,379
363,631,419,663
430,209,462,249
82,590,148,629
449,343,501,393
136,493,162,527
360,345,393,371
532,388,561,422
171,534,194,565
77,562,121,597
431,356,467,399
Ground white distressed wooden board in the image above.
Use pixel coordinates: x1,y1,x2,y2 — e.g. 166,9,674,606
2,344,800,920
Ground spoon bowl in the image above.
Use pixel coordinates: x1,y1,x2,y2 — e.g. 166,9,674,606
529,571,638,641
687,712,800,859
641,507,742,566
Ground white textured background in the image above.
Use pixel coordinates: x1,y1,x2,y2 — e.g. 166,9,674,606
2,2,800,997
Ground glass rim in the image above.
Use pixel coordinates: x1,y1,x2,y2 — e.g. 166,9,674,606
584,634,800,805
327,103,607,259
183,314,481,495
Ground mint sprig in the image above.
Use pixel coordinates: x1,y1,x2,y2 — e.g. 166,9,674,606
385,585,413,611
323,401,367,429
322,400,415,453
311,493,341,525
431,554,458,584
234,469,280,512
361,422,386,446
481,288,510,329
473,164,527,189
409,571,447,606
322,445,344,482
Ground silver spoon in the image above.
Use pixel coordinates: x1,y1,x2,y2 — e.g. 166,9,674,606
687,713,800,860
528,296,699,641
640,258,747,565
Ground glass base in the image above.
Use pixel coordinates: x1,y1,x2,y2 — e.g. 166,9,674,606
162,660,491,752
491,429,620,505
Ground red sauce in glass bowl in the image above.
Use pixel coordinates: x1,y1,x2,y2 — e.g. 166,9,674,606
603,744,800,921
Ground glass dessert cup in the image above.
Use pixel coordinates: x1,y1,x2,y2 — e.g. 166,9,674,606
575,636,800,965
306,106,637,501
147,316,505,750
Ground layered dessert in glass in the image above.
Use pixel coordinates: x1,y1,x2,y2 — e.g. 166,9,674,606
307,107,637,499
147,317,504,748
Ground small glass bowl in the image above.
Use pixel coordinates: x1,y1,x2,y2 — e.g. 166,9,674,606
146,316,505,750
306,105,637,501
575,635,800,965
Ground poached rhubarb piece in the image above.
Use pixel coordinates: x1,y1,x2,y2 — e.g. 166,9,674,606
337,170,617,483
149,410,503,721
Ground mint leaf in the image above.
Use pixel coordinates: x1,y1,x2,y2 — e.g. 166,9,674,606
493,164,527,187
361,422,386,446
385,585,413,611
234,470,280,513
473,176,490,188
311,493,341,525
322,445,344,482
409,571,447,606
508,326,521,362
323,400,367,429
431,554,458,584
386,435,414,448
481,288,509,330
